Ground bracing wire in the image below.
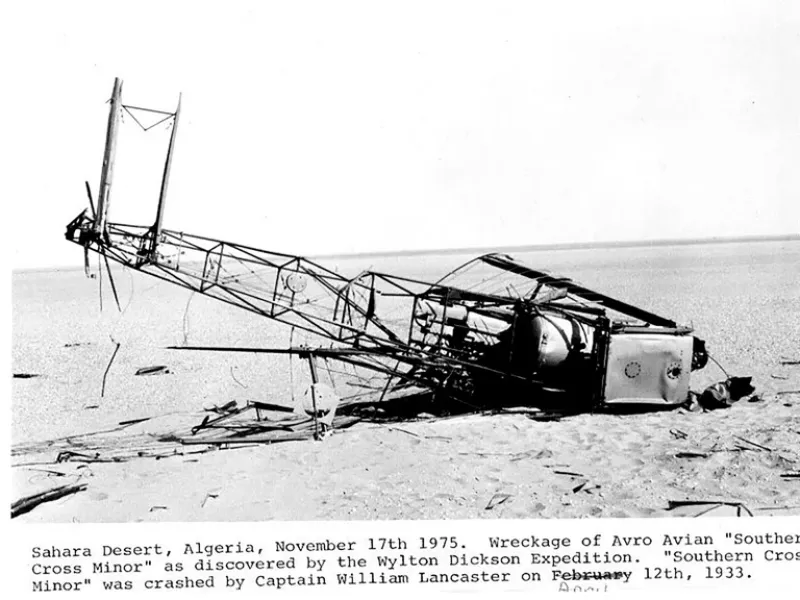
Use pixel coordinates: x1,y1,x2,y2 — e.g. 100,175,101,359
288,327,296,403
708,354,730,379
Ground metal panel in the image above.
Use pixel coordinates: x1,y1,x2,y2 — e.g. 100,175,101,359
603,333,693,405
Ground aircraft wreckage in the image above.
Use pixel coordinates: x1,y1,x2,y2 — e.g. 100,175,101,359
63,78,747,445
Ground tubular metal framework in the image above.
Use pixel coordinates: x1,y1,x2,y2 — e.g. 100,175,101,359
65,78,706,409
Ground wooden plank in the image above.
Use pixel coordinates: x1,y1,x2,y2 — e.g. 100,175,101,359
12,484,88,518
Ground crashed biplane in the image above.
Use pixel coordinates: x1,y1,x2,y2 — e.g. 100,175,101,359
65,79,710,438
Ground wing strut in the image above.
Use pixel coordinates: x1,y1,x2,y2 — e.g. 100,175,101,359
480,253,677,328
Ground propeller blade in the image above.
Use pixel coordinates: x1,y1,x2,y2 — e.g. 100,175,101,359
103,253,122,311
82,182,96,279
86,181,121,311
83,246,91,278
84,181,97,219
98,255,104,312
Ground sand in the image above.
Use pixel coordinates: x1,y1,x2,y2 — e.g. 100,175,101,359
11,239,800,522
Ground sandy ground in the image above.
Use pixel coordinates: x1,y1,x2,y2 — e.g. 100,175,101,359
11,239,800,522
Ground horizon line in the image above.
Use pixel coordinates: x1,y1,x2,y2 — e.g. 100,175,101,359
11,232,800,274
314,232,800,260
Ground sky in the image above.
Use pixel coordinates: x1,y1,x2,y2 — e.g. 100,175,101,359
5,1,800,269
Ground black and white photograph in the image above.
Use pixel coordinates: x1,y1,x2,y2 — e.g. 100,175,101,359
8,0,800,538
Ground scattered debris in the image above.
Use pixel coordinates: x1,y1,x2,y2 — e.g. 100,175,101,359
666,500,753,517
572,482,600,494
205,400,238,415
101,342,121,397
485,493,511,510
201,493,219,508
734,436,772,452
508,450,536,462
12,483,88,518
696,376,755,410
669,429,688,440
56,450,115,464
118,417,153,426
554,470,585,478
387,426,420,438
178,402,362,445
682,394,703,412
191,416,212,435
460,450,518,457
230,366,247,388
675,452,709,459
27,468,68,478
135,365,170,376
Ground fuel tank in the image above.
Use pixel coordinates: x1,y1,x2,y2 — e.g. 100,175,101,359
529,313,595,369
